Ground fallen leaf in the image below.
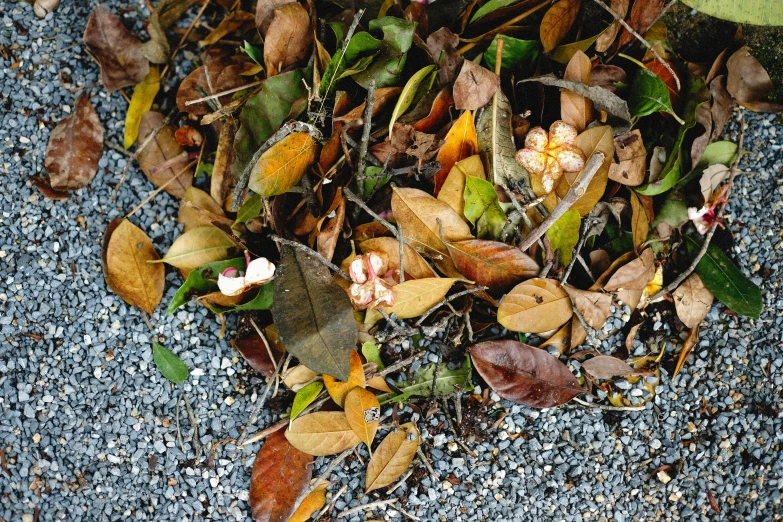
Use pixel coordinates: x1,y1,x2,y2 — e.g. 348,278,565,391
617,0,664,48
412,88,454,133
377,357,473,404
286,412,361,456
176,61,248,115
554,125,614,216
477,88,528,185
673,325,699,377
580,355,636,380
595,0,629,52
159,226,234,274
174,126,203,148
137,111,194,198
629,191,650,248
335,88,403,123
124,67,161,149
344,387,381,449
446,239,538,294
211,119,235,205
256,0,292,35
699,164,731,202
31,177,70,200
250,427,312,522
540,0,582,53
383,278,459,319
365,423,420,493
609,130,647,186
83,6,149,92
323,351,366,407
290,381,324,423
272,246,358,380
200,10,255,46
545,209,580,266
673,273,714,328
497,278,573,333
152,343,189,384
248,132,318,197
288,483,328,522
453,60,500,110
102,218,164,314
463,176,506,240
264,3,312,77
359,237,436,280
141,0,197,64
44,94,104,191
284,364,321,391
604,248,655,292
438,155,485,218
231,323,284,378
178,186,228,233
562,285,611,329
561,50,594,131
433,111,478,193
389,65,435,137
317,191,345,262
469,340,583,407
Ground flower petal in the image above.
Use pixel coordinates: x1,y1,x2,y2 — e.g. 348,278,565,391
350,257,368,283
218,273,247,296
548,120,578,147
515,148,547,174
554,144,586,172
245,257,276,285
524,127,549,152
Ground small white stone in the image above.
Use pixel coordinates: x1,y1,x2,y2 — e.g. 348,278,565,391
210,477,219,488
224,396,235,406
32,433,41,444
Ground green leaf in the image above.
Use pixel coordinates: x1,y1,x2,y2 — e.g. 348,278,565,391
682,0,783,25
550,24,611,64
463,176,506,240
685,236,762,318
484,35,539,76
290,382,324,423
545,209,580,266
241,40,263,66
697,141,738,168
628,69,683,124
389,65,435,138
234,194,263,225
378,356,473,405
470,0,520,23
362,342,385,370
352,17,417,89
204,283,274,314
652,197,689,229
152,343,188,384
362,166,392,199
321,32,382,96
167,257,246,314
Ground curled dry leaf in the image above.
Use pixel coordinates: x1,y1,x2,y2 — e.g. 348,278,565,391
83,6,149,92
176,61,247,115
249,427,312,522
365,423,421,493
604,248,655,292
248,132,318,198
497,278,573,333
672,273,714,329
102,218,164,314
359,237,436,280
44,94,104,191
264,3,313,77
446,239,538,294
453,60,500,111
609,130,647,186
540,0,582,53
344,387,381,449
561,50,594,132
137,111,193,198
178,186,228,233
159,226,234,274
283,364,320,391
562,285,611,330
726,46,783,112
383,278,459,319
580,355,636,380
469,340,583,407
323,350,365,407
286,411,361,456
433,110,478,193
256,0,292,35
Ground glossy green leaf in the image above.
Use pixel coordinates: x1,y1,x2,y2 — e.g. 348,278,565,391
234,194,263,225
682,0,783,25
546,209,580,266
628,69,683,123
320,32,382,96
378,356,473,405
352,17,417,89
152,343,188,384
361,342,385,370
389,65,435,138
470,0,520,22
204,283,274,314
167,257,245,314
241,40,263,66
290,382,324,423
697,141,738,168
484,35,539,77
463,175,506,240
685,236,762,318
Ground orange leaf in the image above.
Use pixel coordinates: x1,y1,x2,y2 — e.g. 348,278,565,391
540,0,582,53
323,351,365,407
248,132,318,197
344,387,381,449
288,483,328,522
433,111,478,194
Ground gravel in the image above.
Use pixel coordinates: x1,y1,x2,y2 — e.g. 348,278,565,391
1,2,782,521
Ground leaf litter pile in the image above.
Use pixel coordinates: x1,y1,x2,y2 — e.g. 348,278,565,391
39,0,777,518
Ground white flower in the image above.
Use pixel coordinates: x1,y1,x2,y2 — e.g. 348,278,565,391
217,255,276,296
347,253,395,310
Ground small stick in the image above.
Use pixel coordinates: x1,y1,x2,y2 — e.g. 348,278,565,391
105,140,132,157
356,79,376,179
185,79,264,106
270,235,351,281
518,152,604,252
572,397,646,411
342,187,397,233
398,224,405,283
417,447,439,480
641,0,679,35
160,0,211,80
307,447,354,498
182,393,202,461
387,469,414,495
371,351,427,378
562,216,597,284
176,394,185,452
591,0,681,90
414,287,488,326
337,499,400,519
250,318,279,374
313,484,348,521
233,373,277,452
125,161,196,218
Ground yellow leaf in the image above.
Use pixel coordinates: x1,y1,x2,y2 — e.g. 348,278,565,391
323,351,365,407
344,387,381,449
540,0,582,53
286,412,361,456
497,278,573,333
157,226,234,275
554,125,614,216
124,66,161,149
365,423,420,493
383,278,459,320
178,186,227,233
437,155,485,218
433,111,478,193
287,483,328,522
249,132,318,197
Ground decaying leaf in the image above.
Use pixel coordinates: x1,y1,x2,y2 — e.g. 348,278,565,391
248,132,318,197
562,285,611,330
383,278,459,319
469,340,583,407
726,46,783,112
231,324,284,378
83,6,149,92
272,246,358,380
44,94,104,191
446,239,538,294
497,278,573,333
344,387,381,449
609,130,647,186
250,427,313,522
102,218,164,314
137,111,194,198
365,423,420,493
453,60,500,110
477,89,528,186
580,355,636,380
604,248,655,292
178,186,229,233
256,0,292,35
264,3,312,77
323,351,365,407
540,0,582,53
286,411,361,456
158,226,234,274
378,357,473,404
673,273,714,328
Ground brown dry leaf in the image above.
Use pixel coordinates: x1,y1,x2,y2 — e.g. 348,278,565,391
674,325,699,377
589,64,627,94
453,60,500,111
102,218,164,314
561,50,594,132
137,111,193,198
412,88,454,133
617,0,665,48
211,120,235,205
317,190,345,262
288,483,328,522
438,155,485,218
283,364,320,391
31,177,70,200
83,6,149,92
286,411,362,456
604,248,655,292
323,351,365,407
554,125,614,216
595,0,629,52
359,237,436,280
335,87,403,123
200,10,255,46
176,61,247,115
497,278,574,333
383,278,459,319
391,187,472,258
726,46,783,112
365,423,420,493
264,3,312,77
673,273,714,329
44,94,104,191
433,111,479,193
609,130,647,186
581,355,636,380
158,226,234,274
256,0,292,35
344,387,381,449
249,427,312,522
231,326,284,378
540,0,582,53
699,164,731,202
447,239,538,295
178,187,228,233
540,322,572,355
562,285,611,330
249,132,317,197
629,191,650,249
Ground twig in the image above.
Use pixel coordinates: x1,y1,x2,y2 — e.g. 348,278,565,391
185,79,264,106
518,152,605,252
313,484,348,521
371,351,428,378
270,235,351,281
414,287,489,326
387,469,414,495
356,80,376,179
641,0,679,35
337,498,400,519
342,187,397,233
562,216,597,284
233,373,277,452
572,397,646,411
591,0,681,91
231,121,325,211
397,224,405,283
182,393,202,461
125,161,196,218
417,447,439,480
105,140,132,157
176,394,185,452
